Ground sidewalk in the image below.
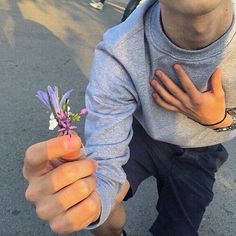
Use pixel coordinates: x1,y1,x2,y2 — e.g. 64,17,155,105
0,1,235,235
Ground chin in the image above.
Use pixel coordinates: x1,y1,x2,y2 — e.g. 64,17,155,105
160,0,223,16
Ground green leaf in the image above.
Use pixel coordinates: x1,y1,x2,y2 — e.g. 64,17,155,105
62,99,70,112
70,112,81,122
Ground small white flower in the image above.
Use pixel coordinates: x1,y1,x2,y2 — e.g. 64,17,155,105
49,113,58,130
67,106,72,115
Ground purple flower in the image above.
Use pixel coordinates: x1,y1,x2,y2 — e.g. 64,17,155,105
36,86,87,135
79,108,87,115
57,111,77,135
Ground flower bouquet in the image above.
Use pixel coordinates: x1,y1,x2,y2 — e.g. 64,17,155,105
36,86,87,159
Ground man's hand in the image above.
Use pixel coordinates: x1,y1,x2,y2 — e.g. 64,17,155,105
150,64,233,128
23,135,100,234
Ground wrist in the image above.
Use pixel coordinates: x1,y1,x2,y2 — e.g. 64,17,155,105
197,110,228,128
209,113,233,129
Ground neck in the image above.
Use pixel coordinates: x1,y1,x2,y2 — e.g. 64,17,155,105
160,1,234,50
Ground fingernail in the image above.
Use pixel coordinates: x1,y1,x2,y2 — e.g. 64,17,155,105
174,64,180,70
152,92,157,98
155,70,162,77
150,80,155,86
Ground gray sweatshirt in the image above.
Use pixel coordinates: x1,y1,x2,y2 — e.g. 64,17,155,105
85,0,236,228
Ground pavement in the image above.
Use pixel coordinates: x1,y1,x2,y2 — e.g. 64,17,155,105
0,0,235,235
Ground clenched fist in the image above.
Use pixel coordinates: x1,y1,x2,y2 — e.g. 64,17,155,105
23,134,101,234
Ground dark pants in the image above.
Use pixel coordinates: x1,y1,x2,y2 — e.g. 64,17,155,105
123,119,228,236
121,0,141,22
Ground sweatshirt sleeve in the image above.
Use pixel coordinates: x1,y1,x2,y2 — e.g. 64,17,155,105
84,42,138,229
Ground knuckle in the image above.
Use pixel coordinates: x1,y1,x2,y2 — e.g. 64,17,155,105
182,104,194,114
218,89,225,98
192,96,203,106
61,165,77,182
174,100,182,109
171,90,179,97
78,180,90,196
170,88,179,97
50,219,68,234
50,221,62,234
25,186,36,202
92,178,98,192
24,146,35,166
86,159,97,173
92,175,97,186
91,160,98,170
86,197,99,215
22,166,29,180
36,204,49,220
182,101,191,110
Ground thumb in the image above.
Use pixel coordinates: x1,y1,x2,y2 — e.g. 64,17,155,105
210,68,224,95
47,134,82,161
62,134,83,161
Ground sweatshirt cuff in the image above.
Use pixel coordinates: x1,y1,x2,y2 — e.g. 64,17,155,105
85,180,117,230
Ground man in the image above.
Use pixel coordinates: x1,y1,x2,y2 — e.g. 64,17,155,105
23,0,236,235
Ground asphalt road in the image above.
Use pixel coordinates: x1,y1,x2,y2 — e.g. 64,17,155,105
0,1,235,235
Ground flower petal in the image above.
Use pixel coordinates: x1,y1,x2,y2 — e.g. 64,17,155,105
36,91,50,109
60,89,73,107
54,86,59,100
47,86,61,113
79,108,88,115
50,113,55,119
49,118,58,130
